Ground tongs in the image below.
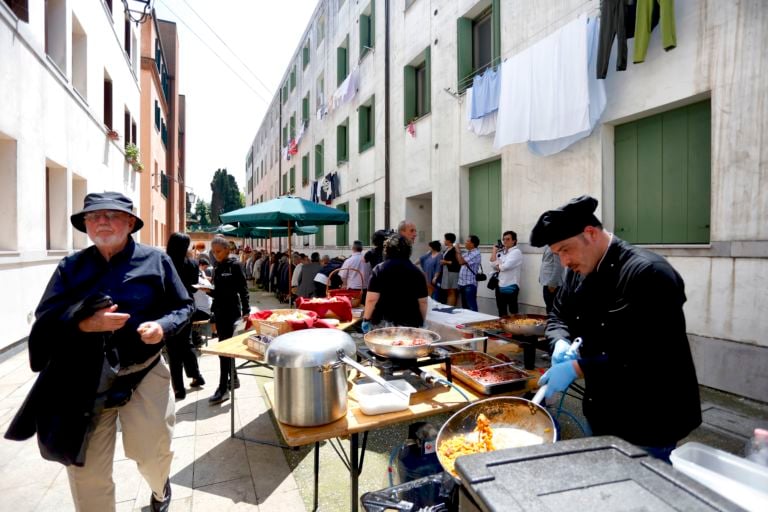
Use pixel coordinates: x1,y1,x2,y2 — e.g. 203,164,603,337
530,338,583,412
338,350,411,401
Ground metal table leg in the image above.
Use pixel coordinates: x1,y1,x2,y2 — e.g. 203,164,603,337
230,357,236,437
350,432,359,512
313,442,320,511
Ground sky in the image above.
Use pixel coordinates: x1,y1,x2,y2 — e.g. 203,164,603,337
151,0,319,203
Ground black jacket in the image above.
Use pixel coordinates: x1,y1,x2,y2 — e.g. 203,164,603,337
210,256,249,321
547,237,701,446
4,240,193,466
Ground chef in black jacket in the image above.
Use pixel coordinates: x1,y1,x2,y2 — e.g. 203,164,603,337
532,195,701,462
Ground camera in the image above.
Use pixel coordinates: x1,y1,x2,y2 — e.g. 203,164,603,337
495,239,504,249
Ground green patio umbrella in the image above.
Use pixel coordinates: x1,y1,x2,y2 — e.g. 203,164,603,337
220,196,349,305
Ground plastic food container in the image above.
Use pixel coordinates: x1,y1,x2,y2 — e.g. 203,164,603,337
671,442,768,512
354,379,417,415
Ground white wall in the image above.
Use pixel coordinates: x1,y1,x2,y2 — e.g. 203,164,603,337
0,1,141,349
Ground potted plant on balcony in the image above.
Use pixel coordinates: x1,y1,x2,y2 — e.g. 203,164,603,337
125,143,144,172
106,129,120,141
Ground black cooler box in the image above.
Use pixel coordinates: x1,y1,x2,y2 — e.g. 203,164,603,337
456,436,743,511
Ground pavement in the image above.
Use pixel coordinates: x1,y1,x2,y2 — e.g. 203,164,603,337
0,290,766,511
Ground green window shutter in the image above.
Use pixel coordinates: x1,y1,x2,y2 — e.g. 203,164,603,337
282,173,287,195
290,166,295,191
614,100,711,244
337,45,348,86
359,105,369,152
290,66,296,90
370,0,375,48
424,46,431,115
457,17,473,92
283,125,287,144
469,160,501,244
315,141,324,178
337,122,348,163
360,14,370,58
315,226,324,246
358,196,374,244
404,65,416,125
336,203,349,246
302,94,309,123
303,44,310,69
290,114,296,139
302,154,309,185
491,0,501,63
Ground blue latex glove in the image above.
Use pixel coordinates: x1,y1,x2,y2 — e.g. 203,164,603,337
361,320,372,334
551,339,575,364
539,361,578,399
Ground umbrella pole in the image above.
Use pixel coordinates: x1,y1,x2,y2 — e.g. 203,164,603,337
268,235,273,293
288,221,293,307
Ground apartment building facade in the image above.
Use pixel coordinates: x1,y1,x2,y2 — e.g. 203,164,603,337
0,0,142,349
245,0,767,400
138,14,186,246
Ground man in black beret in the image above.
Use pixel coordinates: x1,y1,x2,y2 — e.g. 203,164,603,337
531,195,701,463
5,192,193,511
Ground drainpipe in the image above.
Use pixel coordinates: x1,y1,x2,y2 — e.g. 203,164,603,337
383,0,391,229
278,88,283,252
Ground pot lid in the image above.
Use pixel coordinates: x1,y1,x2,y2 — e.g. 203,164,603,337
266,328,356,367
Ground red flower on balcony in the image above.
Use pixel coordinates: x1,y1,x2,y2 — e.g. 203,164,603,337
107,129,120,141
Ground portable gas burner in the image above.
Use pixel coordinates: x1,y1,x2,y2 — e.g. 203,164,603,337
355,346,453,391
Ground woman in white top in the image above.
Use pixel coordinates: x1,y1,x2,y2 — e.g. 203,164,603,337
490,230,523,316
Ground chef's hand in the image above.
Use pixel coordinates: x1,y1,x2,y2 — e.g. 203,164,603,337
361,320,372,334
552,339,578,364
137,321,164,344
79,304,130,333
539,361,579,399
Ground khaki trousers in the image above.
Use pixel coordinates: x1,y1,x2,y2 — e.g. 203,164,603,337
67,360,175,512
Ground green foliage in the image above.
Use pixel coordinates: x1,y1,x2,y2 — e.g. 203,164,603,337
209,168,244,225
194,199,211,227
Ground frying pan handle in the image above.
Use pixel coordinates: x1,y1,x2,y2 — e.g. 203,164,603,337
431,336,488,347
532,385,548,405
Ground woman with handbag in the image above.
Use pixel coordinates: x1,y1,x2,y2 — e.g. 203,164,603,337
490,230,523,316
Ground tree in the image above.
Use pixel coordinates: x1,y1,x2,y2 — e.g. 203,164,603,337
193,199,211,228
210,168,244,225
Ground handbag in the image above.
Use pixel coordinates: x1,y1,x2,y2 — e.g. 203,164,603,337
487,272,500,290
471,263,487,281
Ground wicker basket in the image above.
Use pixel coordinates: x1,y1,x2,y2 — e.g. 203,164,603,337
326,268,363,307
253,308,310,336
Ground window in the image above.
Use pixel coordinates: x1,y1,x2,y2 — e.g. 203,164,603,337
315,140,324,178
316,74,325,110
72,176,87,249
337,119,349,164
359,1,375,58
302,93,310,125
282,172,287,195
155,101,160,131
336,203,349,246
303,40,311,69
457,0,500,92
105,0,112,13
0,134,18,250
337,36,349,86
358,196,374,245
290,65,296,90
3,0,29,21
72,14,88,99
358,96,375,152
289,166,295,192
161,172,169,198
103,72,113,130
316,14,326,45
290,113,296,140
45,0,66,70
282,82,288,103
282,124,288,144
124,14,131,60
404,47,431,124
469,159,501,244
614,100,711,244
302,153,310,185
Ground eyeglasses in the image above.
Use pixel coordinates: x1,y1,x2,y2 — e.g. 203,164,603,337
83,211,128,222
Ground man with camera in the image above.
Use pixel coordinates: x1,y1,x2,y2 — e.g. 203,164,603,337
490,231,523,316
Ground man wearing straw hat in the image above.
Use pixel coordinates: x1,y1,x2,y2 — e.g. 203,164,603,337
5,192,193,511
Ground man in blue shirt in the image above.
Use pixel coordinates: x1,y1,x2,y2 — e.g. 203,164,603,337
456,235,482,311
5,192,193,512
